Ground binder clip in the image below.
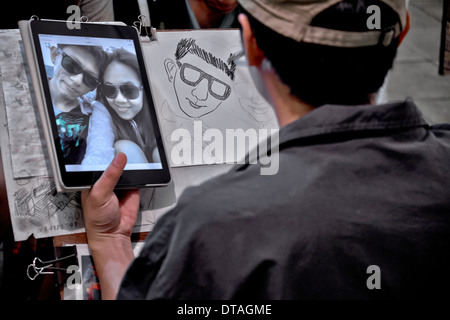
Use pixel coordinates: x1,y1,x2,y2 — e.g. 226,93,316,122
27,251,77,281
133,15,158,43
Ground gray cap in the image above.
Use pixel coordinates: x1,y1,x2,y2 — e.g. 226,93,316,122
238,0,407,47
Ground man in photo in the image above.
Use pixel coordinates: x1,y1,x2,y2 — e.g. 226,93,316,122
48,44,106,164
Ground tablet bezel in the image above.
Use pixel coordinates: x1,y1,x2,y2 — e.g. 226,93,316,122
28,19,171,191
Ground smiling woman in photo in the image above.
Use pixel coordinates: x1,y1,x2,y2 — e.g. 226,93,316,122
97,48,159,164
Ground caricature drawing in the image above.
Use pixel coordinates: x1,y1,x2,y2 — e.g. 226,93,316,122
163,38,236,119
143,30,279,167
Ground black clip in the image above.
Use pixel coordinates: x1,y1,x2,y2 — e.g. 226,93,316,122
133,15,158,42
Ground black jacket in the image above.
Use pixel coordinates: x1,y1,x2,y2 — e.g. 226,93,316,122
118,99,450,299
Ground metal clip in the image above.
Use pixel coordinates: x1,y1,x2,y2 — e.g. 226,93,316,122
133,15,157,42
133,15,148,36
138,14,150,28
27,254,76,281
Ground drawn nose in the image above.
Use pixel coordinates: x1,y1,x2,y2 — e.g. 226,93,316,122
191,78,209,101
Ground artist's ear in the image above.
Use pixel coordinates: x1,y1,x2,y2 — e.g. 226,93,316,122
164,58,177,82
238,13,265,67
50,46,59,64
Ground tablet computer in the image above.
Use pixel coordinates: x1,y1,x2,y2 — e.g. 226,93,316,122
21,19,171,192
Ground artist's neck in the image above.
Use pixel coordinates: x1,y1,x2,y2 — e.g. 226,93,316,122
189,0,227,28
261,68,314,128
261,70,377,127
49,79,79,112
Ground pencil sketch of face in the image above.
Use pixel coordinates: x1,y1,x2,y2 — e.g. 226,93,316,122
235,79,273,123
164,38,235,119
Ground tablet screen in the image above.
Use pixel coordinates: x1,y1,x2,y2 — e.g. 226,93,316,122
29,20,170,190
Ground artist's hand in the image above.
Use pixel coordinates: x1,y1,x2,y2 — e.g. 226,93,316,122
81,153,140,244
81,153,140,299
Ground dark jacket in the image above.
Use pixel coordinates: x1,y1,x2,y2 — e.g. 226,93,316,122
118,99,450,299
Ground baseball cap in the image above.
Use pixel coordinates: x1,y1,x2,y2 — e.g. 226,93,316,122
237,0,408,47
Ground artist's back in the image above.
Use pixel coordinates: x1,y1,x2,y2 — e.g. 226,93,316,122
118,99,450,299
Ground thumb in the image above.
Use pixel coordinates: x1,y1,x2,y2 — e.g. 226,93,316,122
92,153,127,201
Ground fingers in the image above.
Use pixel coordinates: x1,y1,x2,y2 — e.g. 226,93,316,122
118,189,141,226
91,153,127,202
118,189,140,209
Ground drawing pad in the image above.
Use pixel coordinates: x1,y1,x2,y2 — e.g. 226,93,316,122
22,19,171,191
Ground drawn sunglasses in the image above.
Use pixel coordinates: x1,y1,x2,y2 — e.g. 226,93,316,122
58,48,100,89
102,83,143,100
178,62,231,101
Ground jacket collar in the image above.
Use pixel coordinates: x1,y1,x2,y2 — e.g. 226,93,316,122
279,98,427,145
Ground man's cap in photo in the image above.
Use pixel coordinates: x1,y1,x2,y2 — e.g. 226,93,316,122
238,0,408,47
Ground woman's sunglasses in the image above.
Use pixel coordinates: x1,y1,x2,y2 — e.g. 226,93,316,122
57,48,100,89
102,83,143,100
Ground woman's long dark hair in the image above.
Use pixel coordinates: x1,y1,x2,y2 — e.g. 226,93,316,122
97,48,156,162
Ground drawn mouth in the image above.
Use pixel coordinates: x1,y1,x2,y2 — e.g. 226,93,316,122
247,104,269,114
188,99,206,109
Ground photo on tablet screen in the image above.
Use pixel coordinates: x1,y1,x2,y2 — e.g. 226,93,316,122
37,34,163,173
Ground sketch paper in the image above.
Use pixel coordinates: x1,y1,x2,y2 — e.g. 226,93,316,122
0,29,49,178
0,63,83,240
142,30,279,167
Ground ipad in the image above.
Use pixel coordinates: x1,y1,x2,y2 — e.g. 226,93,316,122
22,19,171,192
